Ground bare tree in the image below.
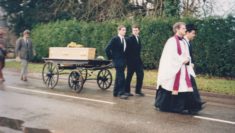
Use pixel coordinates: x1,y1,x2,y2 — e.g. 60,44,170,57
179,0,215,18
201,0,213,17
80,0,128,21
51,0,85,19
148,0,164,16
181,0,201,17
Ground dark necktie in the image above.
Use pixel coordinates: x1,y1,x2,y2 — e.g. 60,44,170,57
183,38,190,47
26,39,29,48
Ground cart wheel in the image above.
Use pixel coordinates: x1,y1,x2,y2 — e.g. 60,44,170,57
97,69,112,90
79,69,88,81
42,62,59,89
68,71,84,93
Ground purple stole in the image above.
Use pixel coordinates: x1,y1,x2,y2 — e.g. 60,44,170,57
172,35,192,95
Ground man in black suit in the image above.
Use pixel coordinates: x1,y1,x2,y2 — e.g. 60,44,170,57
184,24,205,105
105,25,128,100
184,24,196,67
125,25,144,97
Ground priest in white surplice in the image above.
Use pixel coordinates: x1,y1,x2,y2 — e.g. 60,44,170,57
155,22,203,114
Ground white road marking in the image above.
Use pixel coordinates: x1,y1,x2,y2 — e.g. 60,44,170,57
147,92,235,125
5,86,235,125
194,116,235,125
6,86,116,105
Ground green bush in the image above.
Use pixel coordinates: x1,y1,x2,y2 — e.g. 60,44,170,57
193,16,235,77
31,16,235,77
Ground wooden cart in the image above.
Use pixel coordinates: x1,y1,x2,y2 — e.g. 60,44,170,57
42,58,113,93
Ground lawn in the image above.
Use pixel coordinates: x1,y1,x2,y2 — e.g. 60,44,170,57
5,61,235,96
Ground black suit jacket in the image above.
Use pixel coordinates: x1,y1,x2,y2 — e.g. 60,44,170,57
125,35,143,68
105,36,126,68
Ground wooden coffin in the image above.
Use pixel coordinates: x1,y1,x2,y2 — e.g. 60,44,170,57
49,47,96,60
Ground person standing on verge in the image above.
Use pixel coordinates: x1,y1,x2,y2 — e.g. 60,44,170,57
0,32,7,82
125,25,145,97
105,25,128,100
184,24,206,105
15,30,33,81
154,22,203,114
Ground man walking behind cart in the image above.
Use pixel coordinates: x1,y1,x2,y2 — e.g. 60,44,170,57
15,30,33,81
125,24,145,97
105,25,128,100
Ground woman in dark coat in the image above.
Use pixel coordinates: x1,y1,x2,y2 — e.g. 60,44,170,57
0,32,6,82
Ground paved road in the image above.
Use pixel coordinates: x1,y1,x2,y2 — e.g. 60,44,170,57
0,71,235,133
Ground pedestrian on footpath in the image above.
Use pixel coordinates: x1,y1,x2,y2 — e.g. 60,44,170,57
0,32,7,82
15,30,34,81
105,25,128,100
125,24,145,97
155,22,203,114
184,24,206,105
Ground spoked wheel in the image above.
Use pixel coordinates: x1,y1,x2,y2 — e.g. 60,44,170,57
42,62,59,89
68,71,84,93
97,69,112,90
79,69,88,82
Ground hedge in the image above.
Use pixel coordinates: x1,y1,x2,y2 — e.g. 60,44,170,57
31,16,235,77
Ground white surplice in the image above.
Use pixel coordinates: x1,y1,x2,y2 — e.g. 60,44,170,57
157,37,195,92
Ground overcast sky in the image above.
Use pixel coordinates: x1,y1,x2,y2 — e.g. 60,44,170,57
212,0,235,16
135,0,235,17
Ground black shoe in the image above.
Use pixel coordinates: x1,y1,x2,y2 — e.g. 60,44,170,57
113,93,118,97
23,78,28,81
188,110,199,115
201,101,206,105
136,92,145,97
188,107,204,115
119,95,128,100
125,93,134,96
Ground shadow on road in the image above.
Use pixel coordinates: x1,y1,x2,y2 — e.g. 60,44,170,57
0,116,52,133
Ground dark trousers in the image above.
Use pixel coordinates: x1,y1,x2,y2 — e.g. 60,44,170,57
190,76,202,103
113,67,126,96
125,66,144,94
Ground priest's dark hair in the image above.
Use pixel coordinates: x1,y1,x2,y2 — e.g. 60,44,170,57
186,24,197,32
